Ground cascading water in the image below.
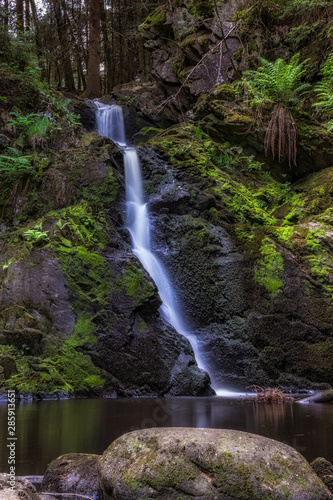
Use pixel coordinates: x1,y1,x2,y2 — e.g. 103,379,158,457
94,102,126,147
93,103,233,394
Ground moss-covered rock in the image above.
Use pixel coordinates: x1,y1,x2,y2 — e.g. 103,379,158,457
311,457,333,494
139,0,242,107
143,126,333,390
98,428,332,499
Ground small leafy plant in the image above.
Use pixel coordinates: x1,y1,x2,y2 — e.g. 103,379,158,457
24,223,49,244
0,147,33,180
313,53,333,131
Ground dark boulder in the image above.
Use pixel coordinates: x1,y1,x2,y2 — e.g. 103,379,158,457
40,453,100,499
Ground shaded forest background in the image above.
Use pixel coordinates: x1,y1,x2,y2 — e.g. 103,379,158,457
0,0,165,96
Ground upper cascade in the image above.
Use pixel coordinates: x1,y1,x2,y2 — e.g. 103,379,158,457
94,102,126,147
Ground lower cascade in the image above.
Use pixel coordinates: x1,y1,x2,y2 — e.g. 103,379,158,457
94,103,217,390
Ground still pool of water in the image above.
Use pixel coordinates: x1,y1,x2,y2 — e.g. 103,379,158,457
0,397,333,475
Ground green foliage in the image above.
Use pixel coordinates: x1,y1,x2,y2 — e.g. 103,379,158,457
244,54,311,108
284,0,333,68
254,238,284,293
244,55,311,167
6,107,54,150
0,30,41,76
0,147,33,181
313,53,333,130
4,344,104,394
23,223,49,244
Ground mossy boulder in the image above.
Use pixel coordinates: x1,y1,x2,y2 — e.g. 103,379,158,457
41,453,100,499
311,458,333,494
98,428,332,499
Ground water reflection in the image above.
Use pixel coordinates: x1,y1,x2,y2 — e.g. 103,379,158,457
0,398,332,475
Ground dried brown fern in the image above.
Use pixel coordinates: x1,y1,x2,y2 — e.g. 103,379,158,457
264,105,297,168
247,385,294,404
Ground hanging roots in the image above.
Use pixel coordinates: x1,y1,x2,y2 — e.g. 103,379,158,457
264,105,298,168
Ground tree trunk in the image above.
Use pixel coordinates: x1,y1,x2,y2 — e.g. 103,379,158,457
3,0,9,33
86,0,101,98
16,0,24,32
53,0,76,92
25,0,30,30
100,0,112,93
29,0,41,54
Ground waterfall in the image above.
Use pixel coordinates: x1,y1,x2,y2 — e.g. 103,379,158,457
94,102,126,147
94,103,214,383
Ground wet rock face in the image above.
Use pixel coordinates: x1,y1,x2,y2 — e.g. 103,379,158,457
140,147,333,390
0,251,75,355
98,427,332,499
0,131,213,397
89,248,213,397
140,0,242,106
73,99,96,132
40,453,100,499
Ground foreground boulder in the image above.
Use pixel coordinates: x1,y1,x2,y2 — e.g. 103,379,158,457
0,474,38,500
311,458,333,494
98,428,332,499
40,453,99,499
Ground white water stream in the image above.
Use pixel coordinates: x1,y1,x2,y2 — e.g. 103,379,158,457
93,103,250,397
94,103,214,373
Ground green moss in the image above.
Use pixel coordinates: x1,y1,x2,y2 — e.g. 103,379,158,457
3,342,104,394
120,263,155,308
189,0,214,18
139,5,167,33
67,312,97,348
150,124,278,227
254,238,284,293
82,170,118,204
212,84,238,100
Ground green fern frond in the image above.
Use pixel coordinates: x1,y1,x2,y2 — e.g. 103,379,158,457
244,54,310,108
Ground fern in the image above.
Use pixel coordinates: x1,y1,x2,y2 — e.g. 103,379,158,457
313,79,333,111
7,108,53,149
0,147,33,180
313,53,333,128
244,55,311,167
244,54,311,108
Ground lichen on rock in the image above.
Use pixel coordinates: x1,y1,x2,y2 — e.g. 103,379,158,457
98,428,333,499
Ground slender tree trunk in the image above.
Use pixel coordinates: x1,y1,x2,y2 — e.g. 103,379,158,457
100,0,112,93
16,0,24,32
3,0,9,33
53,0,76,92
25,0,30,30
29,0,42,55
86,0,101,98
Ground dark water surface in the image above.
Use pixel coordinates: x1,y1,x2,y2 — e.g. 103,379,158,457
1,397,333,475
